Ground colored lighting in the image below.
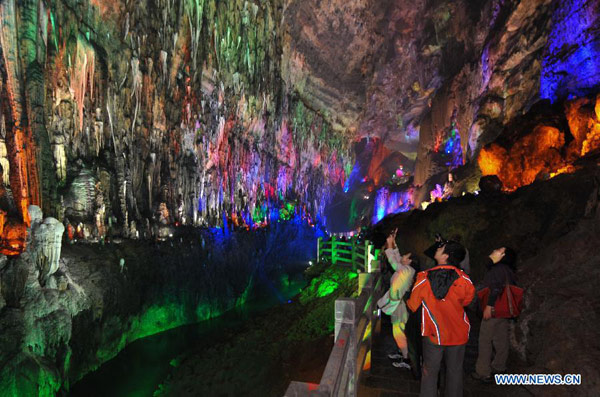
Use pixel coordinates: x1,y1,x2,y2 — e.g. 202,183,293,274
540,0,600,101
372,187,413,224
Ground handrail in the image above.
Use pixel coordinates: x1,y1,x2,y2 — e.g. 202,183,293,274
317,236,379,272
285,266,383,397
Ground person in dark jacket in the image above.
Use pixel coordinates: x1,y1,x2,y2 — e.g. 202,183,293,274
472,246,517,382
408,241,475,397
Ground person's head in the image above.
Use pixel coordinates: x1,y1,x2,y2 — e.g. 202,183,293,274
371,230,387,250
434,241,466,266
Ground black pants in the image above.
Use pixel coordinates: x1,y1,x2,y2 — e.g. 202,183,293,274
406,306,422,375
420,338,465,397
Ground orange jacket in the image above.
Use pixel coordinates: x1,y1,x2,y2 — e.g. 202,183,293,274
407,265,475,346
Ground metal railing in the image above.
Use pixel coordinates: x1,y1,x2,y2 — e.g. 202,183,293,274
285,251,383,397
317,236,379,272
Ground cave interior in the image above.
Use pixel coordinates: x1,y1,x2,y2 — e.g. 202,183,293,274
0,0,599,396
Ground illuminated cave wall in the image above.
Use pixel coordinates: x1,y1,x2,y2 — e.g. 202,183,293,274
0,0,352,248
309,0,600,227
411,0,600,187
3,0,600,234
340,0,600,219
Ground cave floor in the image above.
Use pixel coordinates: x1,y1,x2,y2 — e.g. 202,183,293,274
359,312,532,397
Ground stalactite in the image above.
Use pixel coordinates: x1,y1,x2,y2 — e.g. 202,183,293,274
0,0,352,237
0,0,32,228
130,57,142,141
0,139,9,187
70,35,95,134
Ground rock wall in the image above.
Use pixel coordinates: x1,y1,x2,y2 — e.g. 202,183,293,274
0,217,319,395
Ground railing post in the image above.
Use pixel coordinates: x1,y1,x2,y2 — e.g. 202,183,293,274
335,298,356,340
364,240,370,272
286,271,384,397
371,247,380,273
351,236,357,272
346,336,357,397
358,272,369,296
331,235,337,265
335,298,358,397
317,236,322,263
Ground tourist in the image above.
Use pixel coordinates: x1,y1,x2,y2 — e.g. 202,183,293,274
472,247,517,383
375,228,415,369
407,241,475,397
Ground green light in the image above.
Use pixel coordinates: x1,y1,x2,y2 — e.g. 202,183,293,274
50,12,58,50
316,279,339,297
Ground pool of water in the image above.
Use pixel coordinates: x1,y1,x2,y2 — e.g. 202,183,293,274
69,270,307,397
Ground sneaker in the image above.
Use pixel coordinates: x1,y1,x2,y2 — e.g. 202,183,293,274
392,358,411,370
470,372,492,383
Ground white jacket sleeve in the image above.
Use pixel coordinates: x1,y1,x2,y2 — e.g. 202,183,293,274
385,248,402,271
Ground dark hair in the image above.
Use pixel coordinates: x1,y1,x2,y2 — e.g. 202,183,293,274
499,246,517,269
442,241,466,266
409,254,421,272
370,230,387,250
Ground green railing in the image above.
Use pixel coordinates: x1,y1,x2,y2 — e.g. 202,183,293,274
317,236,380,272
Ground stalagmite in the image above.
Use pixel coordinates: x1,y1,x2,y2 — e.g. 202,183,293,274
28,205,64,286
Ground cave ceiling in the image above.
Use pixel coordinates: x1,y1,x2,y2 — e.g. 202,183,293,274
1,0,600,244
283,0,600,164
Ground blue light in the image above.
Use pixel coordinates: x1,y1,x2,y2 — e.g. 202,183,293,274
442,127,463,169
372,187,388,224
343,162,361,193
540,1,600,101
371,187,413,225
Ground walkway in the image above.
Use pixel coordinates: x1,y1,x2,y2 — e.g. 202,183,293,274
359,311,533,397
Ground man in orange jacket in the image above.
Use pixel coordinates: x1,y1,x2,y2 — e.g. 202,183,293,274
407,241,475,397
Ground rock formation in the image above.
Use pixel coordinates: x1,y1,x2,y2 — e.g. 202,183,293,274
28,206,65,287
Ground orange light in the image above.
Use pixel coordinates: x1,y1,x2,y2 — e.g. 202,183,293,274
478,144,506,177
550,165,577,178
478,126,565,191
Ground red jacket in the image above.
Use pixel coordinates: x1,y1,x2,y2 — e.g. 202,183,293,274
407,265,475,346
